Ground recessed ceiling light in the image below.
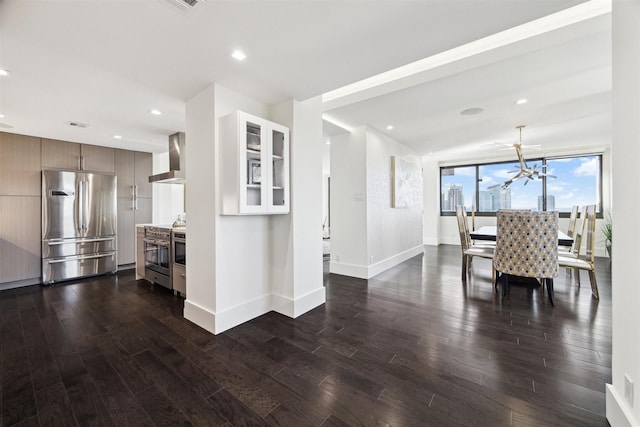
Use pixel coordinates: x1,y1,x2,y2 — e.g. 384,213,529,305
326,140,331,145
231,50,247,61
515,98,528,105
149,109,162,116
460,107,485,116
0,69,11,77
0,114,4,119
113,135,123,139
386,125,394,130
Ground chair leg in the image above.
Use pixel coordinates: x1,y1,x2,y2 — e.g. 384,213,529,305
546,278,555,306
501,274,509,298
588,270,599,299
494,271,501,292
461,254,467,282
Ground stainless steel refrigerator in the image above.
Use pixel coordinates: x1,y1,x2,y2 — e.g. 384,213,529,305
41,170,117,284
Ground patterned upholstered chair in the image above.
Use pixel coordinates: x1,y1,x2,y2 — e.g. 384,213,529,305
558,204,599,299
494,210,559,305
456,205,494,282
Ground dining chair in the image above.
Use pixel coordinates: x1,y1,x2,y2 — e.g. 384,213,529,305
566,205,579,237
559,205,587,258
494,210,559,305
558,204,599,299
456,205,494,282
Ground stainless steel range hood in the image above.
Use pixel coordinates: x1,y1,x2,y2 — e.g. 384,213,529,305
149,132,186,184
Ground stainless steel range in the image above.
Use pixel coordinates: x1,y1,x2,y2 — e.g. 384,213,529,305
143,226,172,289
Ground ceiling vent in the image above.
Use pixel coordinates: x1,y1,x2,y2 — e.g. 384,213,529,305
161,0,206,14
68,121,89,128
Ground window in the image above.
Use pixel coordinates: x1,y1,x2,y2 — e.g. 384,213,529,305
440,154,602,216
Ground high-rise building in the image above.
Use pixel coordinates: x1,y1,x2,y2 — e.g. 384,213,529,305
490,187,511,210
538,195,555,211
478,191,493,211
446,183,464,211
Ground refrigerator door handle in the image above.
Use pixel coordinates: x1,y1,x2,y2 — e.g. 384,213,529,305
47,252,114,264
46,237,115,246
78,180,85,231
76,180,83,233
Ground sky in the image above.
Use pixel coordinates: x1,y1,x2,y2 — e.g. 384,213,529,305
443,155,599,212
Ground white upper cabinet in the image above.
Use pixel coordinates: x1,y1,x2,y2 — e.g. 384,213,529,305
220,111,290,215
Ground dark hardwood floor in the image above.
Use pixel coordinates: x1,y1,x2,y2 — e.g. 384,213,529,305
0,245,610,426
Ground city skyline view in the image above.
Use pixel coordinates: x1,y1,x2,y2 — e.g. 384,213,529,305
442,155,600,213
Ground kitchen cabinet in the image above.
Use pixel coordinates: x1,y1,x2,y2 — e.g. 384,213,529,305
115,150,152,200
135,225,145,280
0,133,42,285
41,138,115,173
0,132,41,196
220,111,290,215
115,150,153,265
0,196,41,284
172,264,186,296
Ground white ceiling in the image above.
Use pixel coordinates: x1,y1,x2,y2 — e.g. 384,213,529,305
0,0,609,161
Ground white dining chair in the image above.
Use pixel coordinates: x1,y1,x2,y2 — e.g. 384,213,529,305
456,205,494,283
566,205,579,238
559,205,586,258
558,204,599,299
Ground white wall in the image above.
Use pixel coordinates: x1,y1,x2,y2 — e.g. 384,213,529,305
329,128,369,273
330,126,423,279
184,84,217,328
365,128,423,271
607,2,640,425
151,151,184,225
271,97,326,317
184,83,324,334
422,156,440,245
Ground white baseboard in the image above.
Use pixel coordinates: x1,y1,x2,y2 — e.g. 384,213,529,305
214,293,272,334
272,287,326,318
440,237,460,245
185,289,326,334
368,245,424,278
423,237,439,246
330,245,424,279
606,384,639,427
0,277,40,291
329,261,368,279
183,299,216,334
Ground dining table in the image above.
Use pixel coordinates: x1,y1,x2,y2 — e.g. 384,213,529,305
469,225,574,247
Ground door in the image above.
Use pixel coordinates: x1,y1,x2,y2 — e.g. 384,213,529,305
81,145,115,173
117,197,135,264
42,170,82,240
83,173,117,238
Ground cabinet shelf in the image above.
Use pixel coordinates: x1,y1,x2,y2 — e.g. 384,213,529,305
221,111,290,215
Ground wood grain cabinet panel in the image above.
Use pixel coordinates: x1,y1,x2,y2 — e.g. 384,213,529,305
134,152,152,198
41,138,80,170
0,196,41,283
81,144,115,174
0,132,41,196
115,150,152,266
42,139,114,173
115,149,136,198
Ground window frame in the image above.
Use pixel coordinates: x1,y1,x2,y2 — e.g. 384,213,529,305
440,153,603,218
